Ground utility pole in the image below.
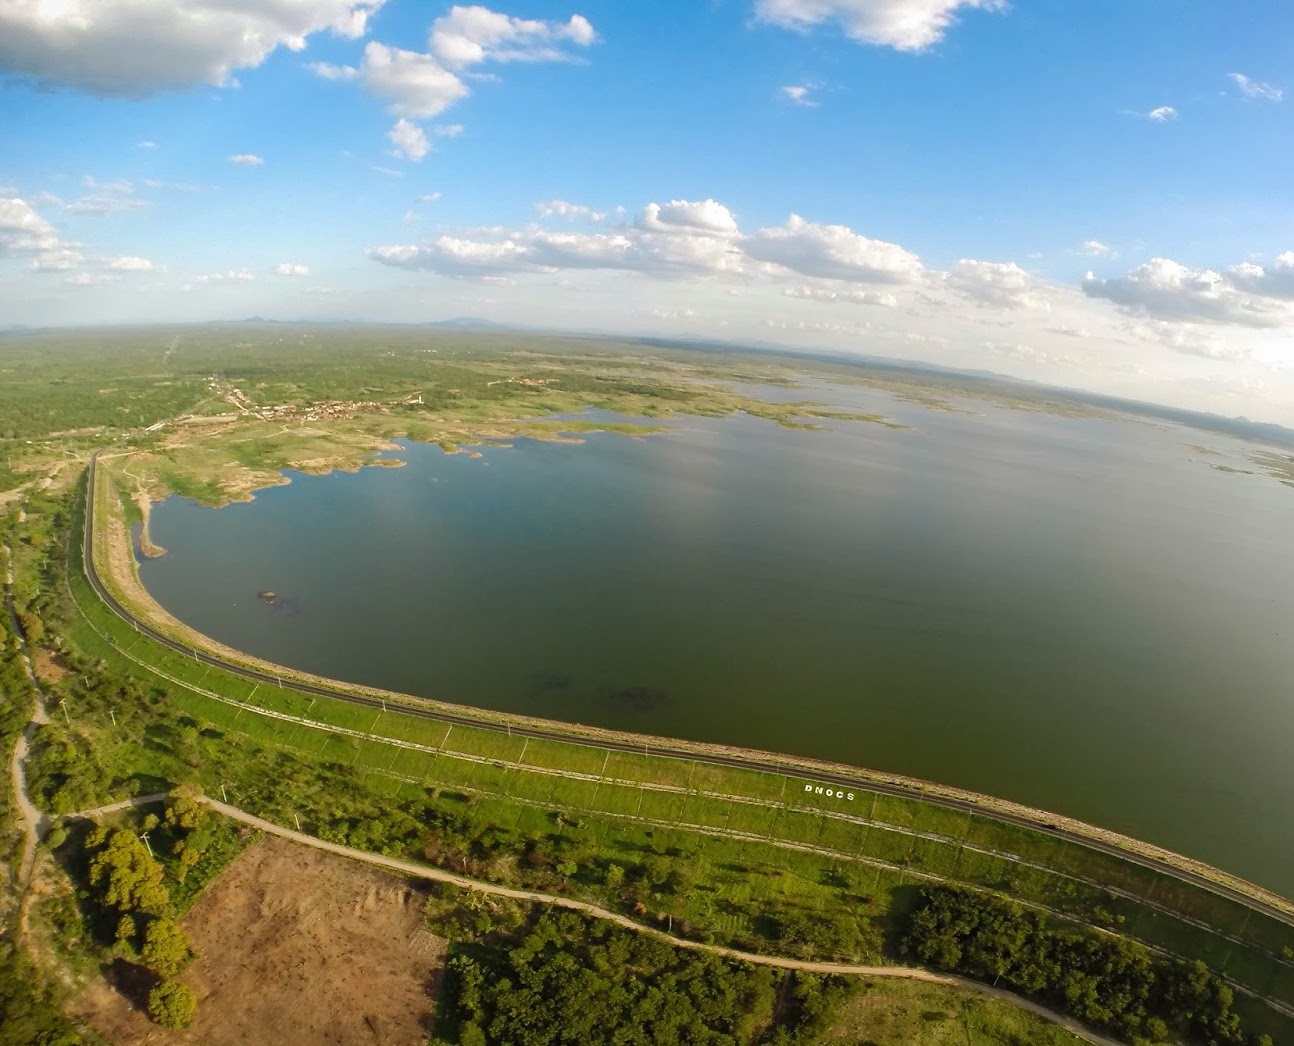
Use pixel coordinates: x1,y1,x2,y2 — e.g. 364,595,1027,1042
109,709,116,726
220,783,228,803
60,699,70,725
140,832,153,857
293,813,301,831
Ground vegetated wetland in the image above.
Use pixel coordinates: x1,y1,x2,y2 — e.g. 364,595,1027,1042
127,353,1294,897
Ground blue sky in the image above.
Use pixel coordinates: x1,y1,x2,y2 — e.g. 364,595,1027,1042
3,1,1293,421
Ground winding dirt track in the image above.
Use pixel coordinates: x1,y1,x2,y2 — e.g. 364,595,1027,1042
66,792,1121,1046
3,544,50,902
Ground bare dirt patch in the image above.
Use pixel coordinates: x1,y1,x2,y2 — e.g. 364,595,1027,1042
69,835,447,1046
31,647,72,686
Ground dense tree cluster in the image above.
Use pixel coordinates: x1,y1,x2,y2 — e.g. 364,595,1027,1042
439,910,863,1046
903,885,1272,1046
82,815,198,1029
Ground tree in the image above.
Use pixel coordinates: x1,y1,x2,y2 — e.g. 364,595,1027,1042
115,914,137,948
147,981,196,1030
86,827,169,914
141,918,192,977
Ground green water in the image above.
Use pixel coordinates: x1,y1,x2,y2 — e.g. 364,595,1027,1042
139,390,1294,894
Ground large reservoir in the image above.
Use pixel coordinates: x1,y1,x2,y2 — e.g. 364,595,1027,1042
138,384,1294,894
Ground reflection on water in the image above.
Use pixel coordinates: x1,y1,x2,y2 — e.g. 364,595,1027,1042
140,389,1294,894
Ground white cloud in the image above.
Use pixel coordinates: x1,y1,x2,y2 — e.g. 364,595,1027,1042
434,123,464,138
783,285,897,307
754,0,1006,52
31,248,84,271
636,199,738,236
369,237,536,277
0,0,384,96
1146,106,1176,121
1228,73,1282,102
1083,257,1290,328
308,61,359,81
388,118,431,161
340,41,470,118
430,7,596,68
780,84,818,106
946,259,1050,310
1227,252,1294,301
65,272,118,286
417,192,443,204
536,200,607,221
228,154,264,166
106,255,158,272
1078,239,1114,257
137,140,157,149
1123,320,1249,362
742,214,924,283
186,270,255,288
369,197,747,279
1,197,62,255
314,9,594,122
65,177,146,216
274,262,310,276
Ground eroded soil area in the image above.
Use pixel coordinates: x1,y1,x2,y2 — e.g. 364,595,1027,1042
69,835,447,1045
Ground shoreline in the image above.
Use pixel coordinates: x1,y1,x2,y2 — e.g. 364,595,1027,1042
85,459,1294,921
131,490,166,558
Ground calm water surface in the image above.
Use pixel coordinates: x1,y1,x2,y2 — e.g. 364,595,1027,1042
140,389,1294,893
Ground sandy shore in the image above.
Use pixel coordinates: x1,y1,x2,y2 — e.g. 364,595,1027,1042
131,490,167,558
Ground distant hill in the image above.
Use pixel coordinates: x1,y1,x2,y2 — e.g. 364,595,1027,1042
425,317,516,330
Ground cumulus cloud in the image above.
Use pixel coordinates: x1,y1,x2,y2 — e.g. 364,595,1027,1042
31,248,85,271
388,118,431,161
433,123,464,138
228,154,264,166
345,42,470,118
2,197,63,256
742,214,924,283
314,9,593,124
274,262,310,276
636,199,739,236
106,255,158,272
1078,239,1114,257
946,259,1050,310
430,7,595,67
1228,73,1282,102
1227,252,1294,300
368,197,747,279
780,84,817,106
754,0,1006,52
783,285,898,307
1146,106,1176,121
1083,258,1290,328
0,0,384,96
